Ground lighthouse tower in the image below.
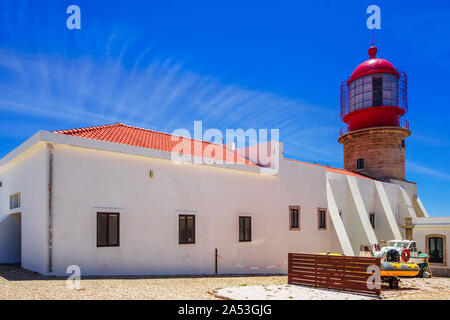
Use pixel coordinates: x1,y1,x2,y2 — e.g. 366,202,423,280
338,46,410,181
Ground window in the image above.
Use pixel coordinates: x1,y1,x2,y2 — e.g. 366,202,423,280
318,209,327,230
372,76,383,106
289,206,300,229
369,212,375,229
428,236,444,264
97,212,119,247
179,215,195,244
239,216,251,242
357,158,365,169
402,139,405,149
9,193,20,210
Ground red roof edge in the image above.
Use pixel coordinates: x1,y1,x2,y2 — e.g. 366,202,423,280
283,158,374,180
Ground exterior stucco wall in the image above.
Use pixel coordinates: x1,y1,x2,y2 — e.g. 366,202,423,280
411,218,450,277
49,145,344,276
0,133,442,277
0,143,48,273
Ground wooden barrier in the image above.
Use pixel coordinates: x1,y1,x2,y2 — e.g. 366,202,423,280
288,253,381,296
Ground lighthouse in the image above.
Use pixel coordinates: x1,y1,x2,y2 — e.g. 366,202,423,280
338,46,410,181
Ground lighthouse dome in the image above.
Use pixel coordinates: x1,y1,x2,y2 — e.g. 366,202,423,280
348,46,399,84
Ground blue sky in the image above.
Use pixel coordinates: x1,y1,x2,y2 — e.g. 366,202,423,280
0,1,449,216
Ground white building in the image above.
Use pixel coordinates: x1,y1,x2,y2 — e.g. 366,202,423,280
0,46,449,276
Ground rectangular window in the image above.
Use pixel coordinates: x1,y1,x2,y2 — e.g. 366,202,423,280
318,209,327,230
239,216,251,242
97,212,120,247
429,237,444,263
289,206,300,229
179,215,195,244
369,212,375,229
9,192,20,210
357,158,365,169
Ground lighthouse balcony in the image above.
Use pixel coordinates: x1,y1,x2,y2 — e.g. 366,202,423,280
339,119,410,136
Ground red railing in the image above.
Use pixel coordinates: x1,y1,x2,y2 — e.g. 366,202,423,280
340,119,410,136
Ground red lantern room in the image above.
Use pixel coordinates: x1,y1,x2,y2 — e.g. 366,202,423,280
340,46,408,132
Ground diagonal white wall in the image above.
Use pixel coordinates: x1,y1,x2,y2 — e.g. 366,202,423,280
374,181,402,240
326,179,354,256
398,185,417,219
413,195,429,218
346,176,378,245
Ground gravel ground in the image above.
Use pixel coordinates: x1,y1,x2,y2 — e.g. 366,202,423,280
0,264,449,300
214,284,377,300
381,277,450,300
0,265,285,300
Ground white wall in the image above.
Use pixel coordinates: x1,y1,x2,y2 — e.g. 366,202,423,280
412,217,450,276
0,135,435,276
49,145,345,276
0,143,49,273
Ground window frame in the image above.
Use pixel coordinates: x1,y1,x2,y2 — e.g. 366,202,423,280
239,216,252,242
9,192,20,210
426,234,446,266
96,212,120,247
289,206,300,230
179,214,196,244
357,158,365,170
317,208,327,230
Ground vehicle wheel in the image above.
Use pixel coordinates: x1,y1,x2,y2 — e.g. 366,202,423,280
389,277,399,289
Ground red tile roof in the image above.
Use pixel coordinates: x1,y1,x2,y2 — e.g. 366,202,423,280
53,123,372,179
284,158,374,180
54,123,256,166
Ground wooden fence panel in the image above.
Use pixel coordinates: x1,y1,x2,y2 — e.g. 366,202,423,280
288,253,381,296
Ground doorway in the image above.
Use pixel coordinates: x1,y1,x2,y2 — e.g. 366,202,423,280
0,212,21,264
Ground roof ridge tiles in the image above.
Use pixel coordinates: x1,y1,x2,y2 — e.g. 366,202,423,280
52,122,257,167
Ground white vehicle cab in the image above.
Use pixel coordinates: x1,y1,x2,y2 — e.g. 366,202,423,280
374,240,428,260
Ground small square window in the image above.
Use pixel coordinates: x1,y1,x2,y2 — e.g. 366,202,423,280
179,215,195,244
357,158,365,169
289,206,300,229
97,212,120,247
239,216,251,242
9,193,20,210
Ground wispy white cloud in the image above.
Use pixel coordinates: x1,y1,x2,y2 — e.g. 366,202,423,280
407,161,450,180
0,37,337,162
410,134,446,147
